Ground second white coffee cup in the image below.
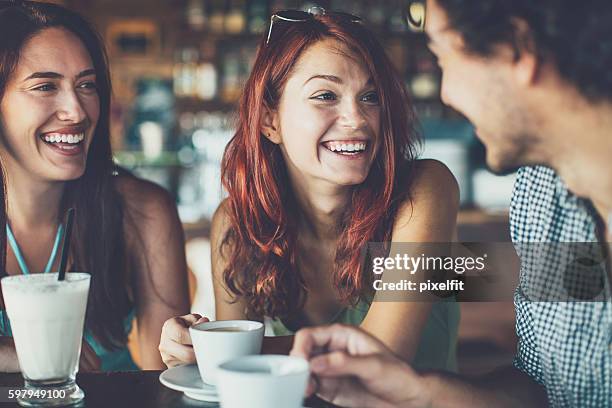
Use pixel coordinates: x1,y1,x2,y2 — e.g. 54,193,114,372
217,355,310,408
189,320,264,385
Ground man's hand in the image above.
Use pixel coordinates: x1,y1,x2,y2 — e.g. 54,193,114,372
291,324,431,408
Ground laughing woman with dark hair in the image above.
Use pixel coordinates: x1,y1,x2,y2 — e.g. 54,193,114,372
0,1,190,372
160,8,460,371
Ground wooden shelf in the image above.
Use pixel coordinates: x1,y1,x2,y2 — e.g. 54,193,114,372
182,209,511,242
458,209,509,225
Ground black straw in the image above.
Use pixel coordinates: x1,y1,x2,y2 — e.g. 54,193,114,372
57,208,75,281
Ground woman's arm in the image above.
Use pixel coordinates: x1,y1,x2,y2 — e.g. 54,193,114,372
118,176,191,370
212,202,295,353
210,199,250,321
159,200,291,365
360,159,460,361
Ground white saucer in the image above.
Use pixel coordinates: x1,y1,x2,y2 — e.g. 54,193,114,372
159,364,219,402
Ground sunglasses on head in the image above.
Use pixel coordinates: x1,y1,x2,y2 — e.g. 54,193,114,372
266,6,363,45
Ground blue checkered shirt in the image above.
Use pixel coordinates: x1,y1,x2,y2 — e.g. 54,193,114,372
510,166,612,407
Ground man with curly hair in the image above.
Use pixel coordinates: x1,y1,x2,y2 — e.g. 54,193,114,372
291,0,612,407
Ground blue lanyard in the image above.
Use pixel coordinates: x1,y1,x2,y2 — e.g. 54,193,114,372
6,223,64,275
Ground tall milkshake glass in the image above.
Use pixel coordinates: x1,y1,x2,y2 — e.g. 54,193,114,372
1,273,90,407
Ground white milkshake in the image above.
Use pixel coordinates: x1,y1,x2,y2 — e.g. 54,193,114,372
1,273,90,406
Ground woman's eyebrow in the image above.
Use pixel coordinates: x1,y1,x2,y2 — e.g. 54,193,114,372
23,71,62,81
304,74,342,86
76,68,96,78
22,68,95,82
304,75,375,88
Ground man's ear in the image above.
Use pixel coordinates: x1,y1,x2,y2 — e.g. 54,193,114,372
511,17,539,86
261,104,282,144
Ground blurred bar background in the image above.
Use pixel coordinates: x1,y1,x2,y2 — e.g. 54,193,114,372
44,0,517,374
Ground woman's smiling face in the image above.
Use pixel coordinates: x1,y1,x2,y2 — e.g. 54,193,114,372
0,27,99,182
266,39,381,189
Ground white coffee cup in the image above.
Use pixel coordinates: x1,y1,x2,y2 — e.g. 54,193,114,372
189,320,264,386
217,355,309,408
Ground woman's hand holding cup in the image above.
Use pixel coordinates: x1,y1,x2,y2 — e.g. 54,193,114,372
159,313,209,368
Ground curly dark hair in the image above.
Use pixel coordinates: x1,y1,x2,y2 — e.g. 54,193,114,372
435,0,612,102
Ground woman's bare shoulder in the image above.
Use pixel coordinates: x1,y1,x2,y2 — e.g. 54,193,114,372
113,174,181,245
114,174,177,219
392,159,459,239
400,159,459,210
211,198,233,246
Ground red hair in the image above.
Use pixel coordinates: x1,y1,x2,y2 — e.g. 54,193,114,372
221,14,420,320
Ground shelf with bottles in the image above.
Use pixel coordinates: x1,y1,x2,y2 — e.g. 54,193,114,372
172,36,256,106
182,0,269,36
173,1,449,114
176,0,429,78
171,45,448,117
181,0,421,38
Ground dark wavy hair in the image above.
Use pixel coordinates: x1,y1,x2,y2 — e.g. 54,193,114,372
434,0,612,102
221,13,420,320
0,1,131,351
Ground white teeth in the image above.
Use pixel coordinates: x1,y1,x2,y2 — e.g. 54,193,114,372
324,141,367,153
42,133,84,144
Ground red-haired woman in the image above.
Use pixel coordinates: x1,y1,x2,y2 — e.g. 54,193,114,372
160,8,459,372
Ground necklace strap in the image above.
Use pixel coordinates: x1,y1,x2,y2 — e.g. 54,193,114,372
6,224,64,275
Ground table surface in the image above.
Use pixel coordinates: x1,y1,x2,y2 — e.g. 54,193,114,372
0,371,335,408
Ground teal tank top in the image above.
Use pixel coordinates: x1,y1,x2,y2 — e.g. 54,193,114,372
269,299,460,372
3,223,139,372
